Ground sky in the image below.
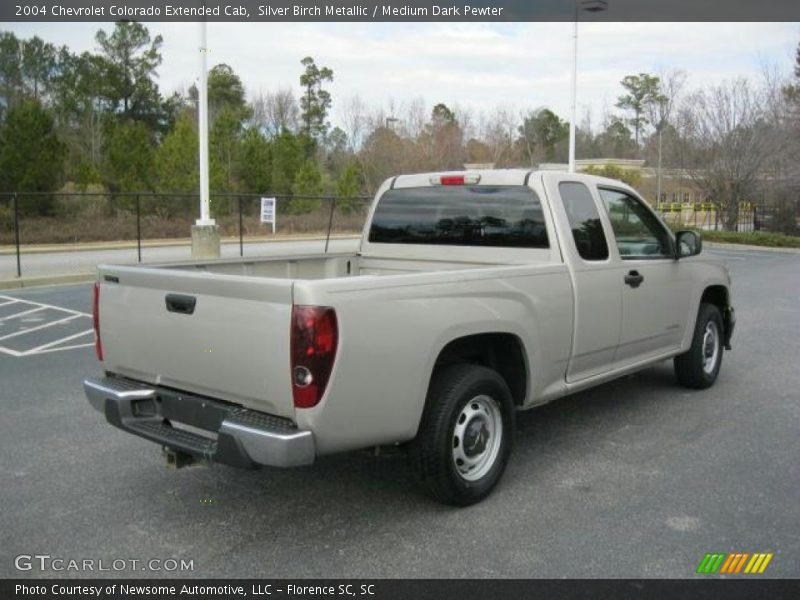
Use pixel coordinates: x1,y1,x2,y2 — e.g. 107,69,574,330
5,21,799,131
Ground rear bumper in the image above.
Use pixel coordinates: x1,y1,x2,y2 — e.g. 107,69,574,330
84,376,314,468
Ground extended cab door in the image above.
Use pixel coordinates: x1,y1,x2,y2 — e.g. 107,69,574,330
595,186,693,365
544,174,622,383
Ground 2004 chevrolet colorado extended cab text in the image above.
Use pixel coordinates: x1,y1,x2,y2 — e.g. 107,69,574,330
85,170,735,505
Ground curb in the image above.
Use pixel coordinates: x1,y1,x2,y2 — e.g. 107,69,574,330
704,242,800,254
0,272,95,291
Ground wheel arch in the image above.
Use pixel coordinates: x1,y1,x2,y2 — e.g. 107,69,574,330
429,332,529,408
700,284,734,349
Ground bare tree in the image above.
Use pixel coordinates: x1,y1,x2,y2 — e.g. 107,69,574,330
678,78,780,230
646,69,686,206
480,107,518,167
340,94,367,152
250,88,298,136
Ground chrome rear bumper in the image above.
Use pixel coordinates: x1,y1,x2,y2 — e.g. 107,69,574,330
84,377,314,468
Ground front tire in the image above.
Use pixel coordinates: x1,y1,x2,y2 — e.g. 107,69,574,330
411,364,515,506
674,303,724,389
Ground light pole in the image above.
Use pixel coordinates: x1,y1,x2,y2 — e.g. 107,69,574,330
197,21,212,227
191,18,221,259
568,0,608,173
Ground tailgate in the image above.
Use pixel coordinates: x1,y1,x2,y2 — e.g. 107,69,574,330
97,264,295,419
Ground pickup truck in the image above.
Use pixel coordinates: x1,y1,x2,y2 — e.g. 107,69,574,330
85,170,735,505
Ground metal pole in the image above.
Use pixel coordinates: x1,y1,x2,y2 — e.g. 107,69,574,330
324,197,337,254
136,194,142,263
196,20,213,226
13,193,21,278
568,12,579,173
239,196,244,257
656,128,663,210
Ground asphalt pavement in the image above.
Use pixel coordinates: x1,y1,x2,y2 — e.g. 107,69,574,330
0,247,798,578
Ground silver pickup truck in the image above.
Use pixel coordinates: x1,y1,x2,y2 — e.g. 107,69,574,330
85,170,735,505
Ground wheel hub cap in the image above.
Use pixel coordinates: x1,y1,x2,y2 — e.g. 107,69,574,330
464,420,490,457
452,395,503,482
702,321,720,375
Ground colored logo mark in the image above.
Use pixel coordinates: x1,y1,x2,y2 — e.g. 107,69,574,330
696,552,773,574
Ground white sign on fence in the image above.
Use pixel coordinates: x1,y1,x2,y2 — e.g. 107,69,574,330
260,197,276,234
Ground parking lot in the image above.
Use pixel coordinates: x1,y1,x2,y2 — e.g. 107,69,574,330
0,246,798,579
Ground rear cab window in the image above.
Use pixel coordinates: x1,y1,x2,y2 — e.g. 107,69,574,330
368,185,549,249
559,182,609,261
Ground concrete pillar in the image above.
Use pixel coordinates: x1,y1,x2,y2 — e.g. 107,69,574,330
191,224,221,259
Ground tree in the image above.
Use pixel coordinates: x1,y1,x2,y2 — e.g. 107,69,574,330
616,73,664,147
236,126,271,193
299,56,333,152
595,115,638,158
190,63,249,124
155,113,198,193
518,108,568,165
94,22,164,127
359,125,408,191
0,100,65,214
102,119,154,193
420,102,464,169
645,70,686,204
21,36,56,101
677,79,779,230
50,50,106,180
0,32,23,118
209,107,244,192
335,162,364,214
250,88,298,137
271,130,304,196
290,160,323,213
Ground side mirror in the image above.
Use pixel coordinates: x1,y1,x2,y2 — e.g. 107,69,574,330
676,230,702,258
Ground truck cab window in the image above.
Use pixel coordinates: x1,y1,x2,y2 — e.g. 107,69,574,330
559,181,609,261
369,185,549,248
598,188,673,259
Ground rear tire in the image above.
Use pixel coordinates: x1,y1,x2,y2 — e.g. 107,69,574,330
674,303,724,389
411,364,515,506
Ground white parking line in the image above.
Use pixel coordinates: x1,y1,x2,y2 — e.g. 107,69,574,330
24,329,94,354
0,306,47,321
0,294,94,357
26,342,94,356
0,314,82,342
0,294,90,317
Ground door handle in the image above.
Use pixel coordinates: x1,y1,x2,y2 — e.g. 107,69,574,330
624,270,644,288
165,294,196,315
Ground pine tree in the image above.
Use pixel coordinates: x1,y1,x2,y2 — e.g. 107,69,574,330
0,99,65,214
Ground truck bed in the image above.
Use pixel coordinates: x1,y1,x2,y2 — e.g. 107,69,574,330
156,252,506,279
95,251,529,423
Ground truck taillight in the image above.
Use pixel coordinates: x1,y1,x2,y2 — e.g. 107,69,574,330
290,306,338,409
92,281,103,361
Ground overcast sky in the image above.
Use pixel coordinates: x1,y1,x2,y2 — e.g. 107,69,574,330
6,21,799,130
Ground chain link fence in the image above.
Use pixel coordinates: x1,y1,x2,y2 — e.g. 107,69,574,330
0,192,372,278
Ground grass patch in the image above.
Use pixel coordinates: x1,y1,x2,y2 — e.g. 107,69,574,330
699,230,800,248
